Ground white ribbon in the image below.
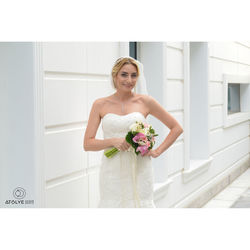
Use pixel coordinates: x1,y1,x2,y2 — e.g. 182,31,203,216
131,151,141,208
120,149,141,208
120,152,125,208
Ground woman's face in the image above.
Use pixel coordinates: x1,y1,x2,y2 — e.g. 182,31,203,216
114,64,138,92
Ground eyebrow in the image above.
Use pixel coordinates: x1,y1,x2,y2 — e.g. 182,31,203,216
121,71,137,74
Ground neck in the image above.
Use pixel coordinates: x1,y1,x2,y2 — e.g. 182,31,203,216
114,90,134,101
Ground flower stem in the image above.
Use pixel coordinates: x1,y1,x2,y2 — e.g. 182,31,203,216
104,147,119,158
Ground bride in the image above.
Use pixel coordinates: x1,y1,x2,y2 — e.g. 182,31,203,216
84,57,183,208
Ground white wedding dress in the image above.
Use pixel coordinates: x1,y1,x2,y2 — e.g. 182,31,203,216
98,111,156,208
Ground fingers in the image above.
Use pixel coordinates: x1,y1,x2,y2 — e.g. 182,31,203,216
121,145,130,151
120,140,128,151
114,138,131,151
144,150,153,157
118,141,131,151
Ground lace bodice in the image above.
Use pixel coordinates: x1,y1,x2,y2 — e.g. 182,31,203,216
101,112,146,138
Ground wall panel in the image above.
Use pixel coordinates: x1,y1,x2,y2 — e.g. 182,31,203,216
86,42,120,75
44,78,88,126
45,128,87,180
166,47,183,80
209,82,223,106
166,142,184,175
46,175,88,208
210,106,223,130
43,42,87,73
165,80,183,110
210,121,249,155
209,42,238,62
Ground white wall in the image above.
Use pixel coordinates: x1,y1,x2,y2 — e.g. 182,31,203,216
209,42,250,165
43,42,121,207
164,43,185,177
155,42,250,208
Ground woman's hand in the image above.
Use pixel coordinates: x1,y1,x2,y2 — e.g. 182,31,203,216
112,138,131,151
144,149,161,158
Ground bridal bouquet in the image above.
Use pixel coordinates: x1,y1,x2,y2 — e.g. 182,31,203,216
104,121,158,158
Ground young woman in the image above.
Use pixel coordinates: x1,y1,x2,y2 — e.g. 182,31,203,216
84,57,183,208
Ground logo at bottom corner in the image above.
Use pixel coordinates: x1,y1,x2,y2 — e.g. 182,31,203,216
4,187,34,205
13,187,26,199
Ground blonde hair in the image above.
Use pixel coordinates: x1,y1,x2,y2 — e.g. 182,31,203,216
111,57,140,89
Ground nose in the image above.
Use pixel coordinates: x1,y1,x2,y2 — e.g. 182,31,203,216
127,75,132,83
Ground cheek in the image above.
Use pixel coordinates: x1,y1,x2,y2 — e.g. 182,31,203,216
132,78,137,84
116,76,123,82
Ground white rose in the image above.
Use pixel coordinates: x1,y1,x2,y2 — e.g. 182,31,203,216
129,123,139,132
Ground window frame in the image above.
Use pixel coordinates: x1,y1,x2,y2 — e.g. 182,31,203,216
223,74,250,128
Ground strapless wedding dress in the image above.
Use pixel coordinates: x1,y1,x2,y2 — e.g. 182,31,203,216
98,112,156,208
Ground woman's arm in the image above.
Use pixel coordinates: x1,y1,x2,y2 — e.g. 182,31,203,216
84,99,114,151
144,95,183,158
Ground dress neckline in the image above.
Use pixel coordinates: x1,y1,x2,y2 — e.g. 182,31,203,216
102,111,147,120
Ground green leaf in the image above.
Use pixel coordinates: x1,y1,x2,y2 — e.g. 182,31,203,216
126,132,133,144
149,128,155,134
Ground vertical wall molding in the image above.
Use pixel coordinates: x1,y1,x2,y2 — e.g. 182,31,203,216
183,42,190,170
34,42,45,207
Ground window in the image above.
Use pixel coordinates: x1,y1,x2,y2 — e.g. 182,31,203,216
223,74,250,128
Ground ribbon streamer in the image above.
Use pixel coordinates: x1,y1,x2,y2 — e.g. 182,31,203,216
131,152,141,208
120,149,141,208
120,153,125,207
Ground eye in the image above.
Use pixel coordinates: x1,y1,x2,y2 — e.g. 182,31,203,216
121,73,128,77
131,74,137,78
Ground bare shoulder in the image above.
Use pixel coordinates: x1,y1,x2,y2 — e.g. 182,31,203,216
89,97,104,115
92,95,115,117
140,94,165,115
135,94,154,105
92,95,113,107
90,98,102,114
134,93,149,101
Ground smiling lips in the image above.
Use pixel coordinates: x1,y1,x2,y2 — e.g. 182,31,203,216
123,84,133,87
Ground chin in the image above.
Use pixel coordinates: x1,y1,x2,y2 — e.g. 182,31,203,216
125,88,134,92
121,86,131,91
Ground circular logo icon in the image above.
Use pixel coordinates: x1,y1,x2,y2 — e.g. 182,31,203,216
13,187,26,199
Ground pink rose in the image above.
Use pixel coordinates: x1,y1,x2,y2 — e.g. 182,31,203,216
132,133,147,143
136,145,149,156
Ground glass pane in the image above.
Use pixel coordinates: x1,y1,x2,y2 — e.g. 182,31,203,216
228,83,240,114
129,42,137,59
